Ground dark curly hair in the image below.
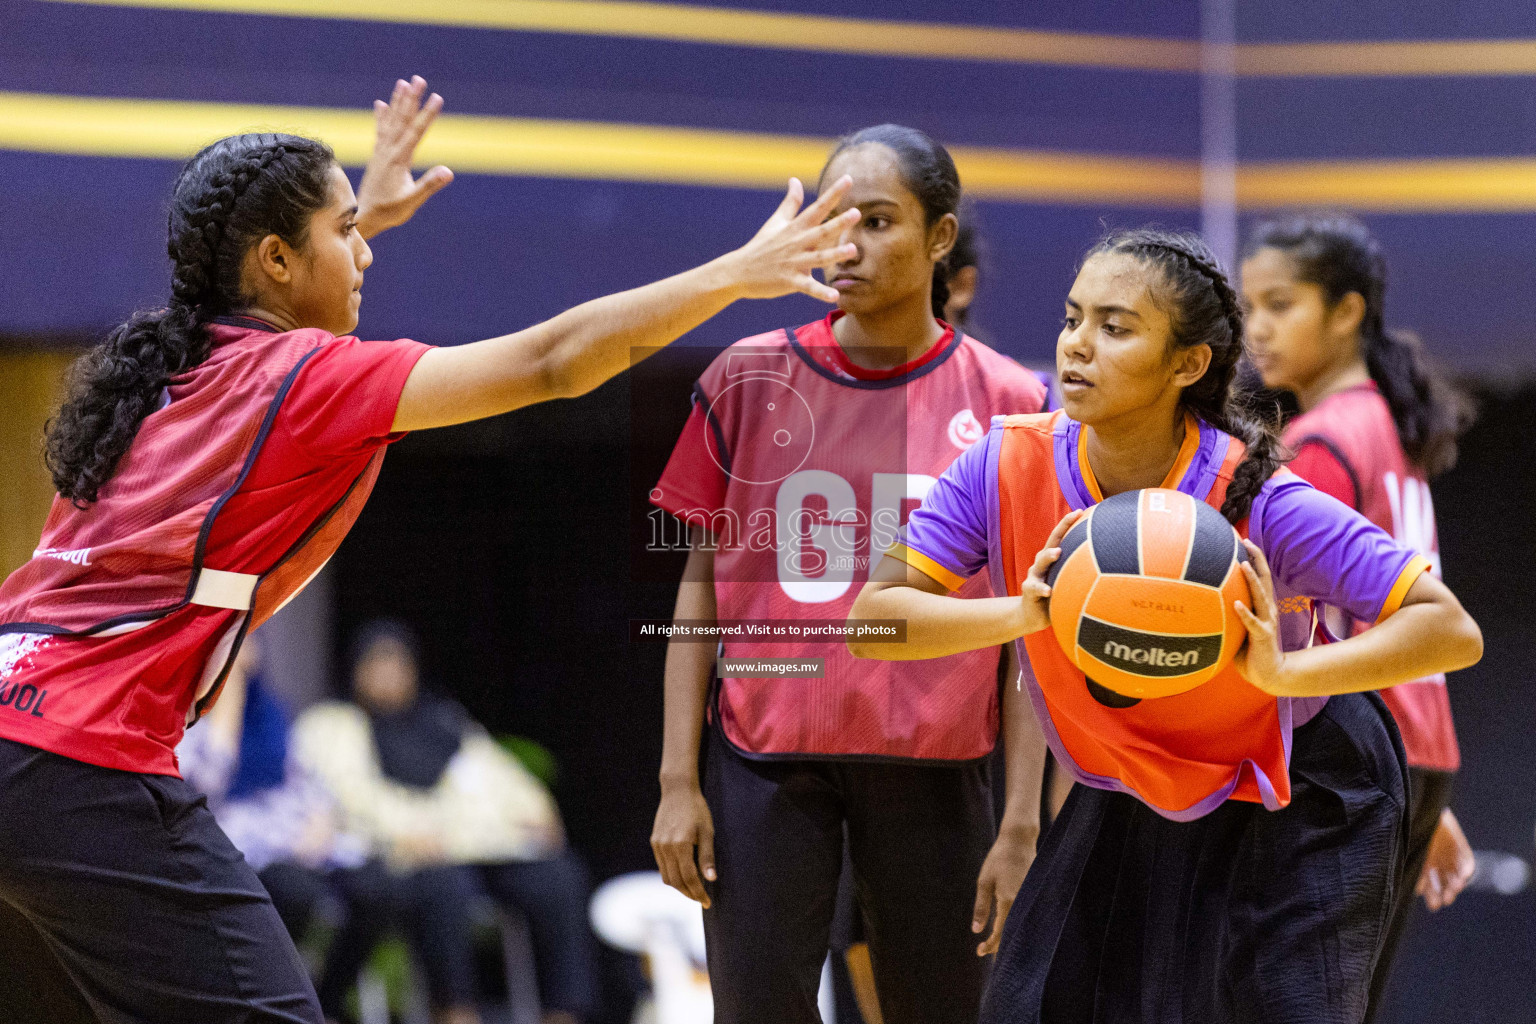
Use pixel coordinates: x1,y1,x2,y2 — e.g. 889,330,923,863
45,132,336,506
1085,228,1282,525
1244,213,1473,478
819,124,961,317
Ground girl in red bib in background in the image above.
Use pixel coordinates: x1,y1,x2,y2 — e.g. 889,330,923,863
650,126,1046,1024
1241,214,1476,1020
0,77,859,1024
851,229,1482,1024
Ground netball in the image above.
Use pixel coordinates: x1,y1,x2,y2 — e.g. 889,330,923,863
1045,488,1251,700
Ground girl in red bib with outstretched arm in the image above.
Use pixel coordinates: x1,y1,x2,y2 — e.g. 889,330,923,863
0,77,859,1024
1241,214,1476,1021
849,229,1482,1024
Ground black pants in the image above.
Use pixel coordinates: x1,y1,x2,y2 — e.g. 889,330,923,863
258,861,329,941
0,896,97,1024
0,737,322,1024
481,854,600,1016
1364,766,1456,1023
286,855,597,1019
316,861,481,1015
983,692,1408,1024
701,729,995,1024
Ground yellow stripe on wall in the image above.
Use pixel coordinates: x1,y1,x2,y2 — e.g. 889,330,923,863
1238,39,1536,78
35,0,1203,73
0,91,1201,207
5,91,1536,212
36,0,1536,78
1238,157,1536,212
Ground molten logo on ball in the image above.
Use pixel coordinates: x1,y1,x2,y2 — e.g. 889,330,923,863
1044,487,1250,701
1103,643,1199,668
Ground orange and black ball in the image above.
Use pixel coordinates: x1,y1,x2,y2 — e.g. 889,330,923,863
1044,488,1251,701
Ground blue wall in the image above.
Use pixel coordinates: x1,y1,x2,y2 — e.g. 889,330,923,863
0,0,1198,363
7,1,1531,373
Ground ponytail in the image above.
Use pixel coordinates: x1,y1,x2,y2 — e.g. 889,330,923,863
1245,214,1472,477
1087,229,1282,525
45,133,335,506
1362,326,1471,477
46,304,207,508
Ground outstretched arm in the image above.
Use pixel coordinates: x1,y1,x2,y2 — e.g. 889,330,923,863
847,510,1084,661
348,75,861,431
391,175,858,431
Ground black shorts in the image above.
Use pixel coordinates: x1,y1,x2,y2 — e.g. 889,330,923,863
982,691,1409,1024
0,737,322,1024
701,728,996,1024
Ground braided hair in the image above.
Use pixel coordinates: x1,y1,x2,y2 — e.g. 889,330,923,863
1086,228,1282,525
819,124,961,317
1244,214,1472,477
46,133,335,506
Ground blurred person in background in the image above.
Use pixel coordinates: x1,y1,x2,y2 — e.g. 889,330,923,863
1240,214,1477,1020
177,637,366,939
176,637,390,1024
826,204,1050,1024
294,619,597,1024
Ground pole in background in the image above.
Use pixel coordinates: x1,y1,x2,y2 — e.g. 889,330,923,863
1200,0,1239,272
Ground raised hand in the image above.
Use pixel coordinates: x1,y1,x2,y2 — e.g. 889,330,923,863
721,176,861,302
356,75,454,238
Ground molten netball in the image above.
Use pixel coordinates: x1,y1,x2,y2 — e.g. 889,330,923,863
1044,488,1251,700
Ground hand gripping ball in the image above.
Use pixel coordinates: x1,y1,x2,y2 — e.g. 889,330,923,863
1043,488,1251,705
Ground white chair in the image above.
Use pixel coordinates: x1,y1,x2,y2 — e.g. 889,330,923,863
590,871,838,1024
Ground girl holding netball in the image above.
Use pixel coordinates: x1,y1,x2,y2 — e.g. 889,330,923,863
0,76,860,1024
1241,214,1476,1017
850,228,1482,1023
649,125,1047,1024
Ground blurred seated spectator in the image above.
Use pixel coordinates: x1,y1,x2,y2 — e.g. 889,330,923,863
177,638,402,1024
292,619,598,1024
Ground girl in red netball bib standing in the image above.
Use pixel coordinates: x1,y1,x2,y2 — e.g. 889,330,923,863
851,229,1483,1024
0,77,860,1024
649,126,1047,1024
1241,214,1476,1018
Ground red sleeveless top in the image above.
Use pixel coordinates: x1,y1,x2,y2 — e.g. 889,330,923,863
1284,384,1459,771
653,314,1045,760
0,318,429,774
